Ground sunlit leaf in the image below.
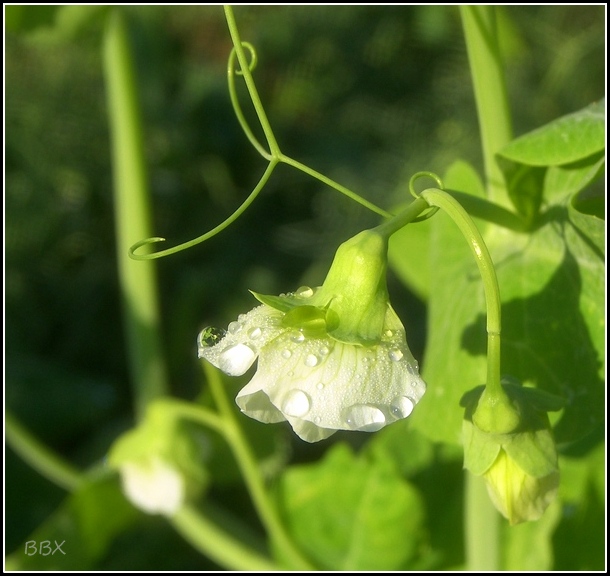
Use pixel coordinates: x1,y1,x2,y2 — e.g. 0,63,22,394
276,443,425,570
499,100,605,166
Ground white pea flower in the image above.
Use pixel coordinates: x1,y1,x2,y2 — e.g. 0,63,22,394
198,229,426,443
108,401,207,515
119,457,185,515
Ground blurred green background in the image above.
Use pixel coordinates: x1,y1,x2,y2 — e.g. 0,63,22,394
5,5,605,570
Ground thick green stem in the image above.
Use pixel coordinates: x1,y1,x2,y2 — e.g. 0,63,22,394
460,6,512,205
103,8,168,418
421,188,502,395
5,411,84,491
465,472,500,570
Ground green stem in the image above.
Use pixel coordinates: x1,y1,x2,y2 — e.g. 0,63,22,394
224,5,281,157
373,197,430,238
130,160,279,259
203,362,314,570
460,6,512,205
5,411,84,491
103,8,168,418
280,155,391,219
171,504,280,571
464,472,500,570
421,188,502,395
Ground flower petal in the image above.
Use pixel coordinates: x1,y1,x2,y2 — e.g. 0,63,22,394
197,305,284,376
235,311,426,442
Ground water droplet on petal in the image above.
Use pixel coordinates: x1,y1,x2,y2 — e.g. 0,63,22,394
248,327,262,340
218,343,256,376
282,390,311,417
389,349,404,362
319,345,330,356
198,326,226,348
390,396,415,419
228,321,242,334
305,354,319,367
281,349,292,359
384,329,394,338
290,331,305,343
316,382,325,390
343,405,386,432
296,285,314,298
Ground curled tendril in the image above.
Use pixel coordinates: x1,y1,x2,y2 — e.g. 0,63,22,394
408,171,443,222
129,161,278,260
227,42,271,159
229,41,257,76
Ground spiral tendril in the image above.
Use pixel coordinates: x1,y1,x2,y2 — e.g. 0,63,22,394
407,171,443,222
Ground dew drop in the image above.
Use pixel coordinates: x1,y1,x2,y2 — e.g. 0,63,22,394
228,321,242,334
282,390,311,417
316,382,325,390
291,331,305,343
390,396,415,419
296,285,314,298
281,349,292,359
198,326,226,348
314,416,321,424
248,327,262,340
218,343,256,376
343,404,386,432
389,349,404,362
319,345,330,356
384,329,394,338
305,354,319,367
407,362,419,376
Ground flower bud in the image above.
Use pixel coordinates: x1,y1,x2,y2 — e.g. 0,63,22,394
108,401,207,515
461,380,563,524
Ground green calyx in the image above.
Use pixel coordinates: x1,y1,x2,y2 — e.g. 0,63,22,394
252,229,392,345
471,386,521,434
461,380,564,479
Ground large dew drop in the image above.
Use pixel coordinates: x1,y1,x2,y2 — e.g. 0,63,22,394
281,389,311,417
218,343,256,376
390,395,415,419
343,404,386,432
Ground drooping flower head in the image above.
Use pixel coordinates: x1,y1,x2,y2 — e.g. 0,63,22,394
198,229,426,442
461,379,563,524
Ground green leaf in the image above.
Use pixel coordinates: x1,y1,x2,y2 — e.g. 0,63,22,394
568,187,605,255
408,160,605,447
496,158,546,226
277,443,425,570
499,99,605,166
5,473,139,570
543,151,605,203
363,419,436,477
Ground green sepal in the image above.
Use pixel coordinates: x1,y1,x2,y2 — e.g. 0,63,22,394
249,290,303,313
281,305,340,338
462,417,503,475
